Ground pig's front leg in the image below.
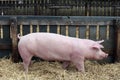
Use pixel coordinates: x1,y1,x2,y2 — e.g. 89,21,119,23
74,60,85,72
62,61,70,69
70,53,85,72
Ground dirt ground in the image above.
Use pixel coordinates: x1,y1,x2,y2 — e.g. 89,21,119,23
0,58,120,80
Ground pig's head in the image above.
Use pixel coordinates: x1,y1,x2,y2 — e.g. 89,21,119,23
91,40,108,60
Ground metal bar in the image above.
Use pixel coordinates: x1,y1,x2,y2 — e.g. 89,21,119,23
36,24,40,32
30,24,33,33
0,25,3,39
66,25,68,36
20,24,23,36
76,25,79,38
106,24,110,40
96,24,100,40
47,24,50,33
57,25,60,34
0,16,119,25
86,25,90,39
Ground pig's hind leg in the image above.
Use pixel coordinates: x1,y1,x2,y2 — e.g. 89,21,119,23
62,61,70,69
22,55,33,73
19,49,33,73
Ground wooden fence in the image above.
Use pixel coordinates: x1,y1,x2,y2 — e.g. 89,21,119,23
0,16,119,63
0,0,120,16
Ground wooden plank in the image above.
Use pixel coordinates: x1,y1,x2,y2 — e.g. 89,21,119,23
116,20,120,62
10,17,19,63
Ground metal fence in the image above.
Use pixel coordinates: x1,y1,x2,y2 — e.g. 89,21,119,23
0,16,120,62
0,0,120,16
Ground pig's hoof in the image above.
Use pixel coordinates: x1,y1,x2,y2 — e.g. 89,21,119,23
62,61,70,69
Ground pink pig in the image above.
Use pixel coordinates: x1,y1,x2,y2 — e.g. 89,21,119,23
17,32,108,73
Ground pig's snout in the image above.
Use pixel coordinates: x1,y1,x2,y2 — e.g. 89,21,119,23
105,54,108,58
100,53,108,59
103,53,108,58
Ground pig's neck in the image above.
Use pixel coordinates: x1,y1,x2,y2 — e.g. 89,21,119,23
72,39,96,60
85,56,96,60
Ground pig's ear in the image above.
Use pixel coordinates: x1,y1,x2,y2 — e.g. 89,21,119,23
100,45,104,48
91,45,99,50
92,46,99,50
92,44,104,49
96,40,104,44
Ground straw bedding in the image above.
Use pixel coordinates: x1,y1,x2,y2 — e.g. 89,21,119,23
0,58,120,80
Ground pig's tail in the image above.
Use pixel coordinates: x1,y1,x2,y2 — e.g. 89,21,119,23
17,33,21,39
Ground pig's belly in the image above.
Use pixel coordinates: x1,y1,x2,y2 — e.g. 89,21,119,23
34,48,71,61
